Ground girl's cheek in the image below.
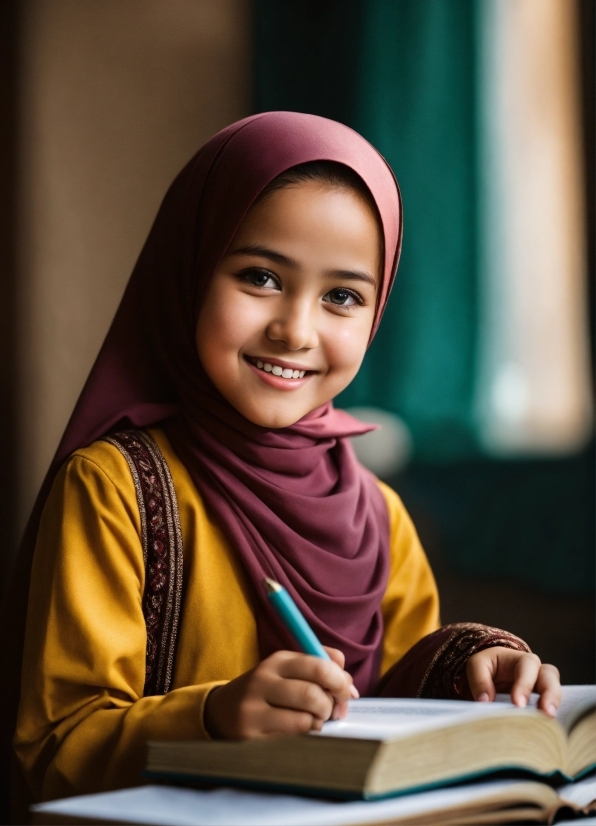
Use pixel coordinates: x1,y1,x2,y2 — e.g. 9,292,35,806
326,319,371,373
198,286,261,354
322,346,366,400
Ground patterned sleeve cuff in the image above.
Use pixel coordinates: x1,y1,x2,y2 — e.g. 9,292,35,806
417,622,531,700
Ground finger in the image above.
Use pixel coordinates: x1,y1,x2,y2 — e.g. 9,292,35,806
324,647,359,698
257,706,317,738
277,654,354,703
534,664,561,717
265,676,334,721
466,651,497,702
324,647,346,669
331,699,350,721
510,653,542,708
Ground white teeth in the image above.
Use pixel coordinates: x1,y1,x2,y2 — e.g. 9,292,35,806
252,359,307,379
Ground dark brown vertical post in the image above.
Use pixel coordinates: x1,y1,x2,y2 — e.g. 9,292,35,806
0,0,19,601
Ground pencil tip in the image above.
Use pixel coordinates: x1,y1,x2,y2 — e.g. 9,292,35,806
264,577,282,594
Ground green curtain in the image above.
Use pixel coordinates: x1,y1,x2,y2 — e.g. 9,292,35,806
253,0,595,594
255,0,479,461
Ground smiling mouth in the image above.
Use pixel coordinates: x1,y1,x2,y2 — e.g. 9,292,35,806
246,356,311,380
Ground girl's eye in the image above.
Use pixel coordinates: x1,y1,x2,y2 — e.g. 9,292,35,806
324,288,363,307
242,268,280,289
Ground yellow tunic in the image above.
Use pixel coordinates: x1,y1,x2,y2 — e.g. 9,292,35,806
15,428,439,803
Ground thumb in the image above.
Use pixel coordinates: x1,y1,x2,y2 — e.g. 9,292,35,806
466,651,497,702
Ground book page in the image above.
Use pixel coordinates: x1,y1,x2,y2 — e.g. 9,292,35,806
317,697,515,740
557,774,596,810
495,685,596,732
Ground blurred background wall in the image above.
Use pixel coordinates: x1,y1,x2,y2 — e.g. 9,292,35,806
14,0,251,530
0,0,594,683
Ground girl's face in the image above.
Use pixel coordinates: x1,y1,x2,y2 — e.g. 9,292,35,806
196,181,382,428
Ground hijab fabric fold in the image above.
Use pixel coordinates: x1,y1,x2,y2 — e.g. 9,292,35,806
1,113,403,776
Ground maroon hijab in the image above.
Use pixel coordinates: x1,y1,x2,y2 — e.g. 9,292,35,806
1,114,403,771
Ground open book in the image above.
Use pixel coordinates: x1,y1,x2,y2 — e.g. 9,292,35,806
146,685,596,800
30,776,596,826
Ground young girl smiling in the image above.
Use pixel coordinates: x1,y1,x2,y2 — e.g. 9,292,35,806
7,112,560,808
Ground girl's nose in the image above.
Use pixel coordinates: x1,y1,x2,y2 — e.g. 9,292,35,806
266,299,319,351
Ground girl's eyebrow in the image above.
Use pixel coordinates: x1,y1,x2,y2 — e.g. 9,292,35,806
230,243,295,267
328,270,377,288
230,243,377,288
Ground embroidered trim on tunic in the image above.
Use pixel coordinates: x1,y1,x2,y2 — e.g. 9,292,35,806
417,623,531,700
103,430,184,696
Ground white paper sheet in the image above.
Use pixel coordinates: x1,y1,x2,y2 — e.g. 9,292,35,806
30,779,562,826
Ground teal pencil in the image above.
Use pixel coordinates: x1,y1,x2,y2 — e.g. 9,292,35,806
264,578,330,660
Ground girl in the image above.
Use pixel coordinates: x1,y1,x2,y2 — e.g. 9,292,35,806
6,112,560,811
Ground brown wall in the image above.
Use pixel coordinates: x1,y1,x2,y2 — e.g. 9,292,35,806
16,0,252,532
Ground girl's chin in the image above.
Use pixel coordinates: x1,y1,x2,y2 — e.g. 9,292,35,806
235,397,315,429
242,409,309,429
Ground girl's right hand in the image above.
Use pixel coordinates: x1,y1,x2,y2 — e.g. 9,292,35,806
203,647,358,739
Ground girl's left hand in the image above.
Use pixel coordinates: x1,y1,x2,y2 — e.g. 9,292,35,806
465,647,561,717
